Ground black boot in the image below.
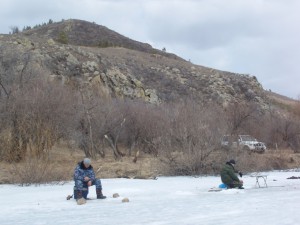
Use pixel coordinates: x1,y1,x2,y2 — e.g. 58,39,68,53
74,190,83,200
75,190,86,205
96,189,106,199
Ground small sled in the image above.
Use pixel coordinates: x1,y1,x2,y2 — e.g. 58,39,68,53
208,187,223,192
208,183,228,192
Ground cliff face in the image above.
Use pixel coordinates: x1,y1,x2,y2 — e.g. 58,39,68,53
0,19,267,106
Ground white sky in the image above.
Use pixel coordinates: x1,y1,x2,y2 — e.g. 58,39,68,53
1,171,300,225
1,0,299,99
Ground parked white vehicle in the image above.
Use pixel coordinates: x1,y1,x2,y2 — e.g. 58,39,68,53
221,135,266,153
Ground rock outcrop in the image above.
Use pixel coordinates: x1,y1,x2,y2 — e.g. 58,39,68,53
0,19,267,106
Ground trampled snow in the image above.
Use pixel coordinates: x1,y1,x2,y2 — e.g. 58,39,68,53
1,170,300,225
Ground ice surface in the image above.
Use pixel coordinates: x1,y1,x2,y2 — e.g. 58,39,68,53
1,170,300,225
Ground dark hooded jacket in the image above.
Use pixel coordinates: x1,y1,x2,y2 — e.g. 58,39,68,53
220,162,240,185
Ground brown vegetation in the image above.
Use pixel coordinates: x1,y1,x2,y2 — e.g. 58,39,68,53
0,19,300,185
0,75,299,184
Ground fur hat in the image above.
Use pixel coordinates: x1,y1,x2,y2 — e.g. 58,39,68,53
229,159,236,165
83,158,91,166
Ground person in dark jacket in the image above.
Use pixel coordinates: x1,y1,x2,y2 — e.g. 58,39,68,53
73,158,106,200
220,159,244,189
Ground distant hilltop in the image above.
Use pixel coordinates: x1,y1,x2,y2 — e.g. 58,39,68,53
0,19,276,106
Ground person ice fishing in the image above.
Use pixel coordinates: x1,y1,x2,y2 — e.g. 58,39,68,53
73,158,106,202
220,159,244,189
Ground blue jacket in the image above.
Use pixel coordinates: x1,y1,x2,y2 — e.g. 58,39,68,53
74,161,95,182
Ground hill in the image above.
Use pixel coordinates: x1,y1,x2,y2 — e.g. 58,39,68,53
1,19,299,184
0,19,267,106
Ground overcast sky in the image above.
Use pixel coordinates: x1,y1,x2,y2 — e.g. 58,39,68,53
1,0,299,99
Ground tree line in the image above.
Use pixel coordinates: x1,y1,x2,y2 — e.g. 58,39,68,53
1,62,300,175
9,19,55,34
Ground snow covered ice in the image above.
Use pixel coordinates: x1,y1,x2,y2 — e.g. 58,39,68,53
1,170,300,225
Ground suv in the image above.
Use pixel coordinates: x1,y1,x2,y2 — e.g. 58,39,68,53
221,135,266,153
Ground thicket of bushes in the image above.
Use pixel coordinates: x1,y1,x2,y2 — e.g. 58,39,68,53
1,71,300,181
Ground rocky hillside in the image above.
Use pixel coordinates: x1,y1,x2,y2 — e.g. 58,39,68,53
0,19,267,106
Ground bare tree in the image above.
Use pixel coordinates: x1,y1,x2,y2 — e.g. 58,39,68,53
160,101,225,175
104,118,126,160
223,102,262,149
0,74,76,162
75,90,127,160
267,115,300,151
121,100,169,162
78,87,97,158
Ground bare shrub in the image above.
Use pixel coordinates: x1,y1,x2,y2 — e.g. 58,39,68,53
74,87,129,159
121,100,146,158
224,102,262,140
92,98,169,161
76,87,99,158
93,99,127,159
73,88,164,160
230,150,291,173
118,100,162,162
266,114,300,152
161,101,226,175
0,50,77,161
136,103,169,157
0,77,76,162
10,157,69,186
